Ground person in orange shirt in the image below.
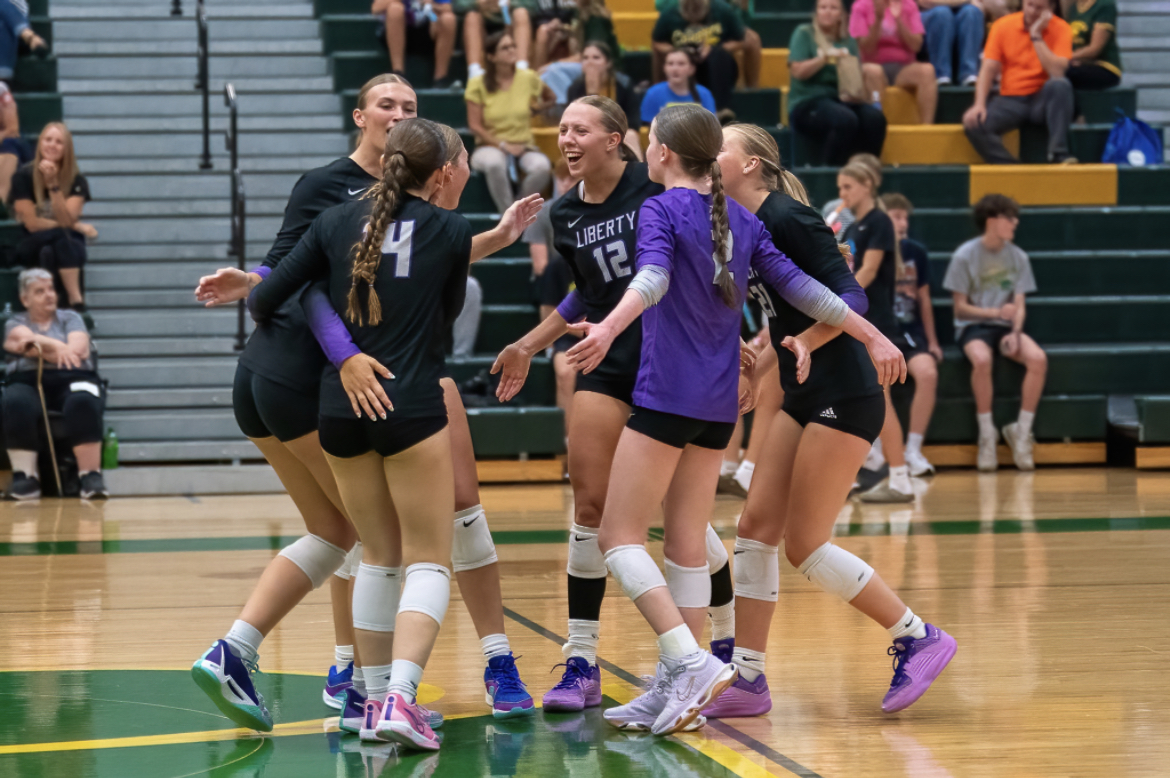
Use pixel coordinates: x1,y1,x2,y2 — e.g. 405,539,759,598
962,0,1075,163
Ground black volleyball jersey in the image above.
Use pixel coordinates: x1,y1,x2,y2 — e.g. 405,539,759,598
747,192,880,405
250,196,473,420
550,162,664,384
843,207,899,339
238,157,377,394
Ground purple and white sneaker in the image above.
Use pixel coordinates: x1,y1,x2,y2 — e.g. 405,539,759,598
701,673,771,718
881,623,957,713
710,638,734,665
542,657,602,712
337,688,367,735
323,661,354,709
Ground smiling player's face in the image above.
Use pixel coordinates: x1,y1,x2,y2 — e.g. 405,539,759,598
558,103,617,179
357,83,419,151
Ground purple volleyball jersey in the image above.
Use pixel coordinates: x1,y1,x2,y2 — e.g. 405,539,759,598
633,188,843,423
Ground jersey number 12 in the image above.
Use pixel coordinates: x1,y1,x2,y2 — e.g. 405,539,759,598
381,220,415,278
593,241,631,283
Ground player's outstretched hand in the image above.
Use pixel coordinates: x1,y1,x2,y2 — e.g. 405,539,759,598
491,342,533,402
340,353,394,420
497,193,544,245
565,321,614,375
866,332,907,387
196,267,251,307
780,335,811,384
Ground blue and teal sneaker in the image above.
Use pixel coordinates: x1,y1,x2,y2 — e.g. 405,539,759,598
191,639,273,732
323,661,354,709
484,653,535,718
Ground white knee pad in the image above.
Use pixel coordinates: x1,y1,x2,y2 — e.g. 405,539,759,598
798,542,874,603
733,538,780,602
567,523,606,579
398,563,452,625
278,534,348,589
333,541,363,581
664,558,711,609
451,505,498,572
604,545,667,602
352,563,402,632
705,524,729,571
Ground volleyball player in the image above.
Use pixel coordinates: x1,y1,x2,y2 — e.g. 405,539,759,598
564,105,900,735
490,95,736,713
245,118,468,751
701,125,956,718
196,76,542,725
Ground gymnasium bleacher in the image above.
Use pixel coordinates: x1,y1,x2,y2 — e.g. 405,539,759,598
2,0,1169,492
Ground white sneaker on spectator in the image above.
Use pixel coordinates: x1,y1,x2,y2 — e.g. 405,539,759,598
905,448,935,477
977,433,999,472
937,75,952,85
963,74,978,86
1002,423,1035,471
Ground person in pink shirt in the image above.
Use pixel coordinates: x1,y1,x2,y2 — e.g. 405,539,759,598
850,0,938,123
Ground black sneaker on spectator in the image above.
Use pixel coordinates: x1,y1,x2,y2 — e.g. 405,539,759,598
8,472,41,501
80,471,109,500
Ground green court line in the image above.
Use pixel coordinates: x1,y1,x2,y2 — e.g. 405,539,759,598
2,516,1168,557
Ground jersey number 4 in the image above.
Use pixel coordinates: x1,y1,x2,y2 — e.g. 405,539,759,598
593,241,631,283
381,220,415,277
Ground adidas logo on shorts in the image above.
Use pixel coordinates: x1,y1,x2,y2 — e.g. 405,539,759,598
820,408,837,420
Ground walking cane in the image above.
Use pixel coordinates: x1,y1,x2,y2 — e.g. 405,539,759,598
32,343,63,496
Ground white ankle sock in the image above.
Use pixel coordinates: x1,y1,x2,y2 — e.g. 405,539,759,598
364,663,393,703
224,620,263,664
387,659,423,704
480,633,511,662
888,464,912,494
657,624,701,661
733,461,755,492
564,619,600,665
977,412,996,440
1017,409,1035,439
468,62,485,79
732,647,766,682
353,666,366,696
335,645,354,666
720,459,738,477
906,432,924,454
888,607,927,640
709,602,735,642
8,450,37,477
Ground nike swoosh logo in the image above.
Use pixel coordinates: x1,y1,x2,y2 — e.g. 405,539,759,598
904,617,914,628
463,517,479,528
733,550,745,555
348,187,365,196
573,534,590,542
568,216,583,227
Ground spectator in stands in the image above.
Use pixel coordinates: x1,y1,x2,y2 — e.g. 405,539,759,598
963,0,1075,164
1066,0,1122,90
656,0,763,87
9,122,96,312
651,0,745,120
943,194,1046,472
374,0,459,89
641,48,716,124
568,42,642,159
0,0,48,84
530,0,579,70
850,0,938,124
918,0,985,86
821,151,883,236
465,31,556,214
788,0,887,167
458,0,535,80
3,268,107,501
0,83,31,205
883,192,942,476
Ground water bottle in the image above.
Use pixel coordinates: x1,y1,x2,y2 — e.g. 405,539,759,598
423,2,438,23
2,302,11,319
499,0,511,26
101,427,119,470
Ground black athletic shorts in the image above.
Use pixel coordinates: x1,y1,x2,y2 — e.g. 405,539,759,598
318,414,448,459
626,406,737,450
233,363,319,443
782,392,886,444
576,372,636,406
957,323,1012,353
896,326,930,361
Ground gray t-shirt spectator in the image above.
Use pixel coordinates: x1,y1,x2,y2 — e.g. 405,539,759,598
4,309,93,374
942,237,1037,336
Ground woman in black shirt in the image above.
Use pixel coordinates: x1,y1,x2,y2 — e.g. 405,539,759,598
566,41,643,160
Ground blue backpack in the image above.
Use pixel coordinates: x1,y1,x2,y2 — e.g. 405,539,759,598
1102,109,1163,166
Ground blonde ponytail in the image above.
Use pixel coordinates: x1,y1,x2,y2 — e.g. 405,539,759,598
709,160,739,309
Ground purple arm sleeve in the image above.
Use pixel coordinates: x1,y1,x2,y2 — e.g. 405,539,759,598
634,197,677,272
752,221,849,326
556,290,586,323
249,265,272,281
302,283,361,370
832,265,869,315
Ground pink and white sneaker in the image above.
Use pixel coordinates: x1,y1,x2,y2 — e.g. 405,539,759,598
375,693,441,751
358,699,388,742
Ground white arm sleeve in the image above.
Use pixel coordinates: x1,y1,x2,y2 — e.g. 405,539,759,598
627,265,671,308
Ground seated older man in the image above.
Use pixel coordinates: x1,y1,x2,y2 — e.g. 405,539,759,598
3,268,107,500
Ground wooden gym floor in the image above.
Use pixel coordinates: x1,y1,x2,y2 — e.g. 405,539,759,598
2,467,1169,777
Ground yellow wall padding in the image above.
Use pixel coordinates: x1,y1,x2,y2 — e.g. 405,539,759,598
969,164,1118,206
881,125,1020,166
